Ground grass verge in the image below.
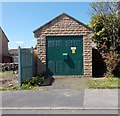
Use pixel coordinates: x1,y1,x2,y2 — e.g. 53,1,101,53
0,72,7,76
87,76,120,89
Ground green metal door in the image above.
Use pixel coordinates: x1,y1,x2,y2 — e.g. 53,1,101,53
46,36,83,76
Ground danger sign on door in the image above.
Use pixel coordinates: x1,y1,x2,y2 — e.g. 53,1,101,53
71,47,76,54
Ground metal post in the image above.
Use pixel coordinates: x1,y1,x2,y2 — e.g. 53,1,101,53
18,46,22,87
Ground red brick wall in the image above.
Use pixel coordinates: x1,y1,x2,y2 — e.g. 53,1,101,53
0,56,12,63
2,33,9,55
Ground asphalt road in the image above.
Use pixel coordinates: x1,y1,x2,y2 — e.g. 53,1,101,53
2,89,85,108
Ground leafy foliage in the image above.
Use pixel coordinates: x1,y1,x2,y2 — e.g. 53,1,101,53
89,2,120,76
21,76,44,89
104,50,119,76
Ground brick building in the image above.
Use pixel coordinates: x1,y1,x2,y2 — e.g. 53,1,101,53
9,49,18,63
33,13,94,77
0,27,12,63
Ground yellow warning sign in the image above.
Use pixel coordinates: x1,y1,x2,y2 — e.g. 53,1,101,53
72,49,75,54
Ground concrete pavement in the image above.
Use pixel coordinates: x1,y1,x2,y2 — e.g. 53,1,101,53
83,89,118,109
1,89,118,110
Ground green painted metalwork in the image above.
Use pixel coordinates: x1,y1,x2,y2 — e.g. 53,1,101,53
18,47,34,87
46,36,83,76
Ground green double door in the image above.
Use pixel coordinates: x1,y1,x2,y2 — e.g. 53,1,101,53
46,36,83,76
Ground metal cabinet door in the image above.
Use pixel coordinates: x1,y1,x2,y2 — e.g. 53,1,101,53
46,36,83,76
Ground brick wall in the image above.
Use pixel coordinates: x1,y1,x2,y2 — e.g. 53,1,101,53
0,27,9,63
35,14,94,77
2,35,9,55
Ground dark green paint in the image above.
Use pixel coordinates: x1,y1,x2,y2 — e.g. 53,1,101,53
46,36,83,76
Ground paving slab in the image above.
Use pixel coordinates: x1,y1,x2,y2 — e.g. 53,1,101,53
83,89,118,109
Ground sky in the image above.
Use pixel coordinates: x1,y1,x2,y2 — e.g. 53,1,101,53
1,2,92,49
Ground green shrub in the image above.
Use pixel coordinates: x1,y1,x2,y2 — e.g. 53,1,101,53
21,76,44,90
104,50,119,77
1,76,44,91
